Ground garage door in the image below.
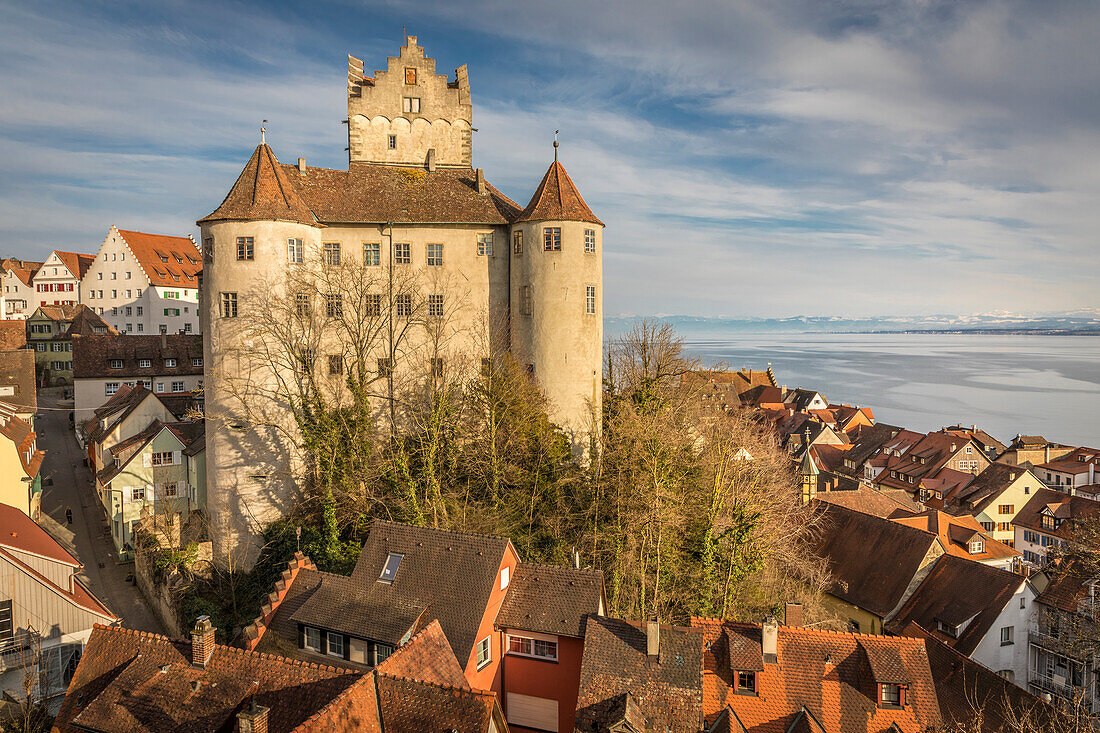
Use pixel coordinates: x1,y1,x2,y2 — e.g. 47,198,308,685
507,692,558,732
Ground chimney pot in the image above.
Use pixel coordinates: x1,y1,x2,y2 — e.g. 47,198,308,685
161,332,167,349
646,616,660,660
426,148,437,173
475,168,486,195
784,603,804,628
297,157,306,174
191,615,216,668
763,616,778,664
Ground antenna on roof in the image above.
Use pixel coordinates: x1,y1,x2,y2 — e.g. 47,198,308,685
260,121,268,145
553,129,559,162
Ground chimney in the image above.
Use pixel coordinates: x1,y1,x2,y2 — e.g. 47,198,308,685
475,168,486,195
426,148,437,173
763,616,778,664
1009,472,1016,481
237,696,269,733
161,332,167,349
784,603,803,628
297,157,306,175
191,616,216,668
646,616,660,660
781,385,788,398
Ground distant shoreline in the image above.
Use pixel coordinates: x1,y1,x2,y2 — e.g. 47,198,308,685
838,328,1100,336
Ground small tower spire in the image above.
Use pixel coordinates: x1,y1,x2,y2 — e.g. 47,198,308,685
260,120,267,145
553,129,559,162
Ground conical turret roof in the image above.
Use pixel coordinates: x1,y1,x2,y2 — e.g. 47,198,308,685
515,161,603,226
198,144,317,226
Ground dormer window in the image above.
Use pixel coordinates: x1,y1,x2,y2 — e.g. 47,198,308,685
138,359,151,368
968,540,984,555
165,358,177,367
378,552,403,583
879,683,905,708
734,670,757,695
109,359,123,369
936,619,959,638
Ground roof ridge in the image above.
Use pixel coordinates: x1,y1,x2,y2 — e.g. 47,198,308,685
518,560,602,574
690,616,928,644
376,669,492,697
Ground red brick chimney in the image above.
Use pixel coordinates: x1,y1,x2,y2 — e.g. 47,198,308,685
191,616,216,668
784,602,804,628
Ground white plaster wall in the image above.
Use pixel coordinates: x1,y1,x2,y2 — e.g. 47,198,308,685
971,580,1035,687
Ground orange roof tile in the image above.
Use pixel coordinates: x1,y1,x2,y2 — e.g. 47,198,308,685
116,229,201,288
516,160,603,225
200,143,318,226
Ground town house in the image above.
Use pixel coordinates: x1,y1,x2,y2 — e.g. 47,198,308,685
82,226,202,335
0,349,37,424
944,463,1044,546
891,510,1019,569
0,258,41,320
1013,488,1100,569
876,431,989,495
1035,446,1100,492
30,250,93,309
0,402,44,518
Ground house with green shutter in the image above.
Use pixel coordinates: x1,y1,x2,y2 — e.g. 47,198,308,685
94,419,205,559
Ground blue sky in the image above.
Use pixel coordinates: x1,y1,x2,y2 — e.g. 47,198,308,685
1,0,1098,318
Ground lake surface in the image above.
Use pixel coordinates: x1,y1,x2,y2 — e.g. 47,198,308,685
682,332,1100,447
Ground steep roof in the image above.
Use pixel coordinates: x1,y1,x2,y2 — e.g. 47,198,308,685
32,303,81,322
1035,558,1099,614
72,333,203,379
0,348,36,414
292,520,512,664
892,510,1018,563
51,250,95,279
515,160,603,225
64,305,117,337
0,321,26,350
373,619,468,688
693,618,942,733
1,258,42,286
811,502,941,618
1013,488,1100,541
496,562,604,638
574,615,704,733
199,143,318,226
814,486,922,520
373,674,498,732
948,463,1031,512
116,229,202,288
910,624,1057,732
0,404,44,479
887,555,1024,656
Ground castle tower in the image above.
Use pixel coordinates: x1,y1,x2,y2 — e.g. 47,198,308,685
511,158,604,454
347,36,472,167
198,142,321,566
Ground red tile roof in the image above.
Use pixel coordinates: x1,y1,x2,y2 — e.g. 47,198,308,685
1013,488,1100,541
199,144,317,225
892,510,1018,562
51,250,96,279
516,160,603,225
0,321,26,350
1,258,42,286
693,618,942,732
116,229,201,288
496,562,604,638
374,619,468,688
814,486,923,519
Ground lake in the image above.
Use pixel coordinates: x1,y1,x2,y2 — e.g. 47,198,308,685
681,332,1100,447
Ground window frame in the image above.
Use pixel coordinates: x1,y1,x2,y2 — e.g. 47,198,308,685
236,237,254,261
734,670,757,696
363,242,381,266
426,243,443,266
326,631,344,658
220,292,238,318
428,294,444,318
584,228,596,253
477,233,494,257
585,285,597,315
322,242,342,266
393,242,411,264
287,238,304,264
304,626,322,652
513,230,523,255
475,636,492,670
543,227,561,251
506,633,558,662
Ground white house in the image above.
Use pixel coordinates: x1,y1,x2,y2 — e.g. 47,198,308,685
82,226,202,335
31,251,93,310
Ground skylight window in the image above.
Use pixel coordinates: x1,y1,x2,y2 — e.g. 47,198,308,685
378,552,403,583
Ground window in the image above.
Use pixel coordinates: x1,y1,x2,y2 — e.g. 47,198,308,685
109,359,123,369
125,306,132,316
326,632,344,657
0,599,12,642
981,521,995,532
1000,626,1014,645
966,445,973,454
297,350,313,374
521,285,532,316
736,670,757,694
379,552,403,583
880,683,903,708
848,619,860,633
377,358,394,378
51,343,63,352
156,383,165,393
192,358,203,367
476,637,491,669
402,96,421,113
394,242,411,264
428,294,444,317
165,358,177,367
221,292,238,317
998,522,1011,532
513,230,523,254
304,627,322,652
138,359,151,368
105,382,120,396
388,135,396,149
999,504,1014,514
405,67,417,85
543,227,561,251
426,243,443,266
507,634,558,661
477,233,494,256
136,307,143,316
968,540,984,554
151,451,175,466
363,242,380,266
395,294,412,317
586,285,597,315
366,294,382,317
322,242,341,266
584,229,596,253
326,294,343,318
326,355,344,376
163,308,180,317
288,238,304,264
374,644,393,666
131,486,146,501
164,482,179,498
171,381,185,392
236,237,254,260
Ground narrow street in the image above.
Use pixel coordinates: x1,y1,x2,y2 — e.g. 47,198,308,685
35,387,164,634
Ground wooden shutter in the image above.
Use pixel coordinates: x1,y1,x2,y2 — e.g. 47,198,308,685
173,451,182,465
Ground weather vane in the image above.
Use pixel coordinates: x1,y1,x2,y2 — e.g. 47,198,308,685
554,129,559,162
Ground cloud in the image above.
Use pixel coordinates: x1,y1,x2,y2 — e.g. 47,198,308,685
2,0,1098,317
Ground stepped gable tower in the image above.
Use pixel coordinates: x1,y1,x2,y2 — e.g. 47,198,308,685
347,36,472,167
511,156,604,450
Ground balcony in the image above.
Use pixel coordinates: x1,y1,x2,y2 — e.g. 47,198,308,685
0,631,35,673
1028,670,1092,704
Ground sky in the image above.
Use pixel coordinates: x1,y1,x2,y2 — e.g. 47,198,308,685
1,0,1098,318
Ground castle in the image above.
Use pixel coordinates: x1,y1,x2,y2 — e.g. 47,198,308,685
199,37,604,566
